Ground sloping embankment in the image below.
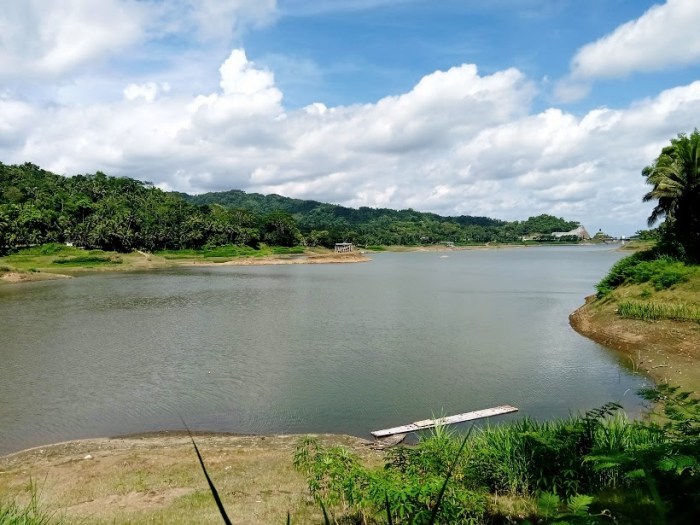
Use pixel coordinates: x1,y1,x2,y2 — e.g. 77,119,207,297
570,296,700,392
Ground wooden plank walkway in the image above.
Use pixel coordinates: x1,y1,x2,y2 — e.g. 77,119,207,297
371,405,518,438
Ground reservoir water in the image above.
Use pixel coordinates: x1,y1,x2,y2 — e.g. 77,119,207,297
0,246,649,455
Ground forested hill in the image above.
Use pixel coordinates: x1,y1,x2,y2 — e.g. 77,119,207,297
180,189,579,244
1,162,579,253
181,189,503,230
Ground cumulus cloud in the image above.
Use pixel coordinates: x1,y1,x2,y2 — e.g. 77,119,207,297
3,46,699,235
555,0,700,101
572,0,700,79
0,0,278,84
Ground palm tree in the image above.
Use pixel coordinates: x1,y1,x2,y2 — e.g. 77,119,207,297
642,129,700,262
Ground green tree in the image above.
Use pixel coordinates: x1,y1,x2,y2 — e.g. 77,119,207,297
261,211,300,246
643,129,700,262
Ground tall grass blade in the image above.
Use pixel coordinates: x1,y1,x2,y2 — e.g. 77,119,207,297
319,499,332,525
179,415,233,525
385,492,394,525
427,424,473,525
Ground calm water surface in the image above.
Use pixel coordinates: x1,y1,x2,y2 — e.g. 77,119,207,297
0,246,649,455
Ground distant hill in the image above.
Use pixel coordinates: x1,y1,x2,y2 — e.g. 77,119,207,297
180,189,577,240
1,161,580,252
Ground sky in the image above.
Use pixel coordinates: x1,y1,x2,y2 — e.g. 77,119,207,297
1,0,700,235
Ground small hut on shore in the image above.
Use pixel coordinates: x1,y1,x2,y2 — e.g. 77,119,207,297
335,243,353,253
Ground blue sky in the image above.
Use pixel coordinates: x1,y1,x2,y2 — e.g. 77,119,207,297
252,1,660,109
1,0,700,235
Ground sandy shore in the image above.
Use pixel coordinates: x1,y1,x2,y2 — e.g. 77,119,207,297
570,296,700,392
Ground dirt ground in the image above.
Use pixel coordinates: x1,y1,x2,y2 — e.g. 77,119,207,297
570,296,700,393
0,433,381,524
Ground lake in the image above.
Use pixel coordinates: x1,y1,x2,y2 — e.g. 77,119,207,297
0,246,649,455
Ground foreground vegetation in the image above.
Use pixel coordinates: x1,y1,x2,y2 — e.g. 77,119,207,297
292,386,699,524
2,387,698,524
595,249,700,319
1,162,581,255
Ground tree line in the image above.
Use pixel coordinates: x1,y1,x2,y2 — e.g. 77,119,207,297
0,161,580,254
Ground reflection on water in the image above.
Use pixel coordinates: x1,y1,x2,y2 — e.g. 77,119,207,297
0,246,649,455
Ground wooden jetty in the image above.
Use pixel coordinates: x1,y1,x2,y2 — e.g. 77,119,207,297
371,405,518,438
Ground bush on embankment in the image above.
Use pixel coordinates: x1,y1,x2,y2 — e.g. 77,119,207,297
294,386,700,524
595,250,693,297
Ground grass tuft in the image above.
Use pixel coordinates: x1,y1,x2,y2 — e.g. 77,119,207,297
617,300,700,322
51,255,122,266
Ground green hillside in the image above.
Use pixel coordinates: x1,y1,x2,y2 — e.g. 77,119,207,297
1,161,579,253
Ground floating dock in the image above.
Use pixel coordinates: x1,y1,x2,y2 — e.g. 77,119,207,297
371,405,518,438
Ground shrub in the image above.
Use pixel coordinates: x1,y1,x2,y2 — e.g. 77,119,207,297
51,255,121,266
293,433,487,524
596,251,690,296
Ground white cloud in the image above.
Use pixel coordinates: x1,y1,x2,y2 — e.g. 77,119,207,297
3,48,699,235
0,0,146,80
123,82,171,103
555,0,700,102
571,0,700,79
0,0,279,86
183,0,277,39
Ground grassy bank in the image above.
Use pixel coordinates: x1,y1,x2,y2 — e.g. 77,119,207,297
570,250,700,392
294,386,700,524
2,386,698,524
0,434,379,525
155,244,305,260
0,244,367,283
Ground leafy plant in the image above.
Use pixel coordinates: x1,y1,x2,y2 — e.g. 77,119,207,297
0,478,61,525
596,251,691,297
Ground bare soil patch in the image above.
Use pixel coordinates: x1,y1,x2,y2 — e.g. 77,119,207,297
570,296,700,392
0,433,380,524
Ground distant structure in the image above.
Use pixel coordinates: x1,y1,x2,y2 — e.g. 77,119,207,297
335,242,353,253
550,225,591,240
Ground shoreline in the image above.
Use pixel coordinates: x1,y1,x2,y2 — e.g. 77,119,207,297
570,296,700,393
1,242,603,284
0,250,370,285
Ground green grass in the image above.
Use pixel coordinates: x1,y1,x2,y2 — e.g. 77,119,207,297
155,244,304,260
294,392,700,524
0,480,63,525
617,300,700,322
51,255,122,266
596,250,696,297
0,244,123,271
